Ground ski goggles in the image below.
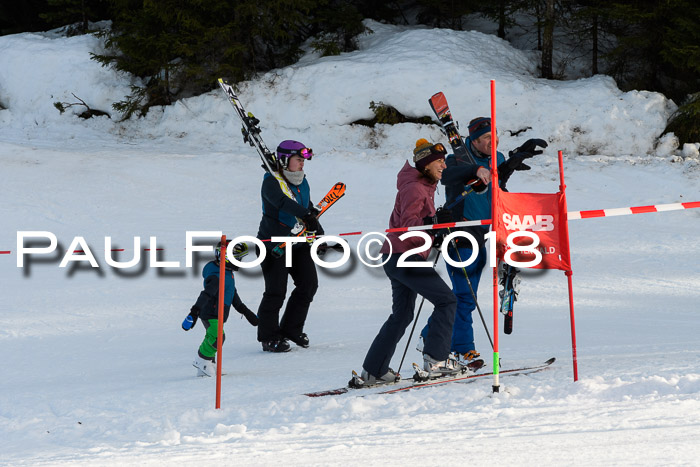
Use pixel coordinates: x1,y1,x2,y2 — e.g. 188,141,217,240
431,143,447,154
278,147,314,160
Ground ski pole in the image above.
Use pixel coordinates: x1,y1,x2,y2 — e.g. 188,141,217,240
446,230,494,351
443,178,484,212
396,251,442,377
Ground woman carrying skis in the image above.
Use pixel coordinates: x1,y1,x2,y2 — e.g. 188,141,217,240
357,139,484,386
256,140,322,353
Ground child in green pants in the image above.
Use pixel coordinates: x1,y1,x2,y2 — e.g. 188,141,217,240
182,241,258,377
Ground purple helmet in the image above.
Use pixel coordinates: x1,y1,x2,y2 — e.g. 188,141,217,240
276,140,313,168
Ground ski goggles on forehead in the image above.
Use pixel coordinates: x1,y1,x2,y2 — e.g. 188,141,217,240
432,143,446,154
279,147,314,159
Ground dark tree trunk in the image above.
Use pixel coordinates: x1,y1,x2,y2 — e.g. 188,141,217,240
81,0,88,32
591,11,598,75
541,0,554,79
535,0,542,50
497,0,506,38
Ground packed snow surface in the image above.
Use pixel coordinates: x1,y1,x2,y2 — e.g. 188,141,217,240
1,20,699,466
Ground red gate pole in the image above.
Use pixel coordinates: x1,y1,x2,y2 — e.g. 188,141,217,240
216,234,226,408
490,80,500,393
558,152,578,381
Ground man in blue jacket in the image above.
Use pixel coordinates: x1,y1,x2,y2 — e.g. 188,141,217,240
421,117,547,366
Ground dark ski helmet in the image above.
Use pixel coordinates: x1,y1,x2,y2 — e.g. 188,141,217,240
276,140,313,168
215,240,249,270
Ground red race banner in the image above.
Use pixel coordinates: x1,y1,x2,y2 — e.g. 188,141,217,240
494,191,572,271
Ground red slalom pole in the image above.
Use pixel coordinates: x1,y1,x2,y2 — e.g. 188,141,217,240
490,80,500,393
216,235,226,409
558,151,579,381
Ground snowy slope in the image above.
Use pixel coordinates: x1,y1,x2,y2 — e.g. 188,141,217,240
1,20,700,466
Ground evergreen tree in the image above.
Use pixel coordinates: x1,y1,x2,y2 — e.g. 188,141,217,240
414,0,475,30
1,1,53,35
310,1,366,56
40,0,111,34
93,0,318,118
541,0,554,79
598,1,700,143
665,93,700,146
658,0,700,97
573,0,609,75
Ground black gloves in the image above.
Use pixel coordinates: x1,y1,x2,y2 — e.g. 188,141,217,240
511,138,547,167
182,306,200,331
237,305,259,327
498,138,548,189
423,207,453,248
435,207,453,224
511,138,549,157
509,138,548,169
301,213,320,232
423,207,453,226
316,243,328,257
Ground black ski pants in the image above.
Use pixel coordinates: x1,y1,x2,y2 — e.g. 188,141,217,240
362,253,457,378
257,244,318,342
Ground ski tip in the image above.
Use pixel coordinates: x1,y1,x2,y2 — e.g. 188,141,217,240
545,357,556,365
305,387,349,397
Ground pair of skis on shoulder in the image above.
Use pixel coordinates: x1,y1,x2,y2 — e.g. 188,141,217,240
304,358,556,397
217,79,346,256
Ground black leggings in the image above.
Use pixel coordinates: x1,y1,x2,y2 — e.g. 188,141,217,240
257,245,318,341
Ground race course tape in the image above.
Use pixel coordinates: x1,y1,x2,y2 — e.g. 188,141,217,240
567,201,700,220
1,201,699,256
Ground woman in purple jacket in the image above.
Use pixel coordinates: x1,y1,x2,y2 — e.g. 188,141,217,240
359,139,481,385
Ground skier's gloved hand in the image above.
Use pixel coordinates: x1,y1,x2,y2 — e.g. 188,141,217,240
301,213,320,232
182,306,200,331
513,138,548,157
498,139,546,191
424,208,453,249
505,138,548,172
497,165,515,191
316,243,328,257
422,208,451,226
434,207,453,224
237,305,259,327
432,231,446,249
498,156,530,184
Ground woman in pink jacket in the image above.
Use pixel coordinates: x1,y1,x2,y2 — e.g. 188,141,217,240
358,139,481,385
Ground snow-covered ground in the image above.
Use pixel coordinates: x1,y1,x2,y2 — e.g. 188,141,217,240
1,20,699,466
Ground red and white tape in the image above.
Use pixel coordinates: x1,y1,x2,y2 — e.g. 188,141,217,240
336,200,700,237
2,201,698,256
567,201,700,220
